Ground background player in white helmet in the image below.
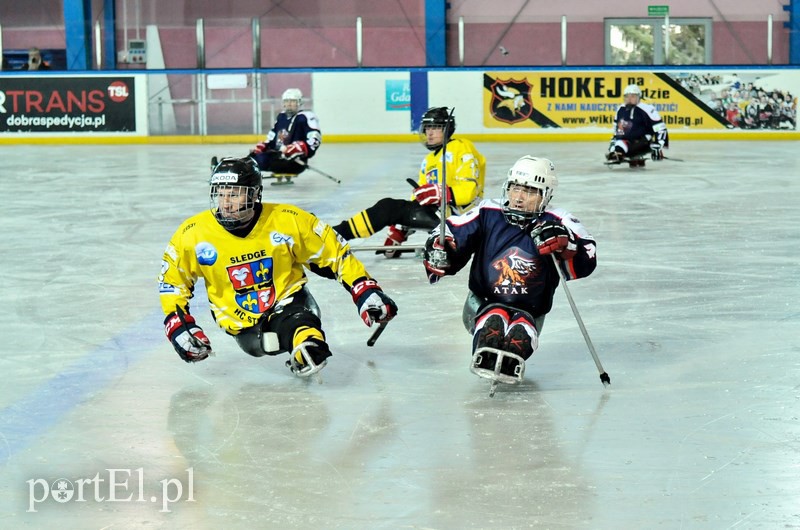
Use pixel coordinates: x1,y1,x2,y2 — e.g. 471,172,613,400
606,84,669,167
215,88,321,176
422,156,597,386
159,157,396,377
327,106,486,257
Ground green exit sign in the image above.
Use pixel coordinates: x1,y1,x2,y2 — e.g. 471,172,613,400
648,5,670,16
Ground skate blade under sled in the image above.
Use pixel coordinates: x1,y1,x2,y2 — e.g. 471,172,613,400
263,172,299,186
285,341,328,378
604,154,647,167
470,347,525,396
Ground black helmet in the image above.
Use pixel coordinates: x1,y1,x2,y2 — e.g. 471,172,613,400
209,157,263,230
419,107,455,150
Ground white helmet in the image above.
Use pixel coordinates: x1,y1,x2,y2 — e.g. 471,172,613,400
502,156,558,227
282,88,303,116
624,84,641,96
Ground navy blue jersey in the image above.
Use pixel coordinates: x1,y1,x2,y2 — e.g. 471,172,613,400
265,110,322,159
612,102,669,147
436,201,597,318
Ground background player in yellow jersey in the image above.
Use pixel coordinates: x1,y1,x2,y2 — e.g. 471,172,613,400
158,157,397,377
329,107,486,257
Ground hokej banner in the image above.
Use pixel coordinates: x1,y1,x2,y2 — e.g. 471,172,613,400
483,71,798,132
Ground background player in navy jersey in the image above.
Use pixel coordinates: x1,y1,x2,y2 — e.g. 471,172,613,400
211,89,322,176
422,156,597,385
606,84,669,168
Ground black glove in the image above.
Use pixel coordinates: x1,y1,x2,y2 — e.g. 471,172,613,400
423,234,457,281
164,311,212,362
531,220,577,260
650,142,664,161
351,279,398,327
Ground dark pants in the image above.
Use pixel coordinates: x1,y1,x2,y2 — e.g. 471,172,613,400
233,286,322,357
331,198,440,240
251,151,307,175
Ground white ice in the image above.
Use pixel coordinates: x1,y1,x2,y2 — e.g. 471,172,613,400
0,140,798,528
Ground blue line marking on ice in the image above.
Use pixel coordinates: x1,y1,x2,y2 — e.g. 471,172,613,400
0,310,164,465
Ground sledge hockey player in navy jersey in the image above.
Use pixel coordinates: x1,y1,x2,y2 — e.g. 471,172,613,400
158,157,396,377
248,88,321,175
422,156,597,388
606,84,669,168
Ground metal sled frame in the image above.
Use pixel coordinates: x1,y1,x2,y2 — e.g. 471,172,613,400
263,171,300,186
349,244,425,257
287,341,328,378
604,153,648,168
470,347,526,396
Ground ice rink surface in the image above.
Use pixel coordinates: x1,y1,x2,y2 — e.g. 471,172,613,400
1,140,798,529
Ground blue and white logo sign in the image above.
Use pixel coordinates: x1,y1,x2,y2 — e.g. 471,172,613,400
385,80,410,111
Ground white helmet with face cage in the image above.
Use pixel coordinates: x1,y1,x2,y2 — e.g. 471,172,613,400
502,156,558,227
282,88,303,116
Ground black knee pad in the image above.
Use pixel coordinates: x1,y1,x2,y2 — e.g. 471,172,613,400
264,287,323,352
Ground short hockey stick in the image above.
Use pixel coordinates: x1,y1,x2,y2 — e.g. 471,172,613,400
367,321,388,347
263,148,342,184
550,255,610,386
300,161,342,184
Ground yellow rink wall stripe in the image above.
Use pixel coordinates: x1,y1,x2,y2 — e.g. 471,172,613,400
0,131,799,145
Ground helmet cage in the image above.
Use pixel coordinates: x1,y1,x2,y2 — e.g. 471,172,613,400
501,183,552,227
209,157,263,230
282,88,303,116
501,156,557,227
210,184,262,230
623,84,642,105
418,107,455,150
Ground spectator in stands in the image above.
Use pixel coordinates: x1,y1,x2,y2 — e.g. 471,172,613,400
20,47,50,71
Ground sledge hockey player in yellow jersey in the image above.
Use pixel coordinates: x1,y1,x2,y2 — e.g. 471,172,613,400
158,157,397,377
329,107,486,257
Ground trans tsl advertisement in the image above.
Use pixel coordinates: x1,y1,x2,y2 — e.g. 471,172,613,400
0,76,136,133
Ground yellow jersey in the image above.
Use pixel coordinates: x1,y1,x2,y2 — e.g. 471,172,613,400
159,204,372,334
416,137,486,214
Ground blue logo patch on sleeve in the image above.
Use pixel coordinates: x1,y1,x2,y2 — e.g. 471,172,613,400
195,242,218,265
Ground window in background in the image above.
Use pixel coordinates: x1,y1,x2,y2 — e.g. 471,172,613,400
605,18,712,65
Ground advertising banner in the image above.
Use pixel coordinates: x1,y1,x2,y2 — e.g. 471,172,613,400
385,79,411,111
483,71,797,132
0,76,137,133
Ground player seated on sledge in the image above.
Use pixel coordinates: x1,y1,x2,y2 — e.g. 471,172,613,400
158,157,396,378
605,84,669,167
328,106,486,257
212,88,321,177
422,156,597,385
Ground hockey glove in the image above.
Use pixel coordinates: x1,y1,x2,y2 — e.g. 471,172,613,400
423,234,457,282
381,225,409,259
164,311,212,363
532,220,577,260
253,141,269,154
351,279,398,327
280,141,309,160
650,142,664,161
413,182,453,207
